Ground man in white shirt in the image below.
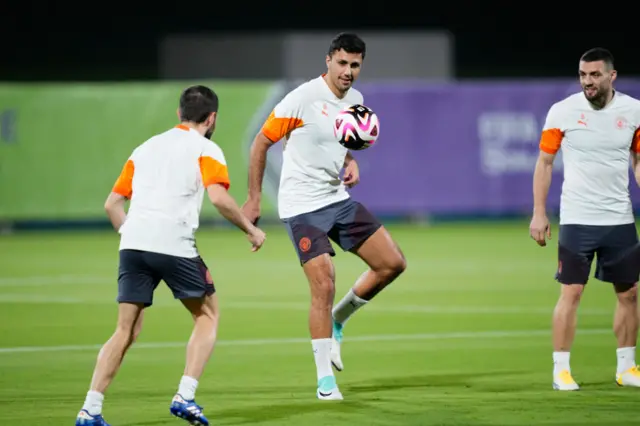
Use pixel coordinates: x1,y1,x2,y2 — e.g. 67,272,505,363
530,48,640,391
242,33,407,400
75,85,266,426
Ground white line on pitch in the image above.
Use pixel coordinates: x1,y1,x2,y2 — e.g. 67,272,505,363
0,294,613,316
0,260,549,286
0,328,610,355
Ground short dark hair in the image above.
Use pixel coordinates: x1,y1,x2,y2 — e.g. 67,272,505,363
179,85,219,123
580,48,614,69
328,33,366,59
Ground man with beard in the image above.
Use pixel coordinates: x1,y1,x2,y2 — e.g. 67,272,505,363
530,48,640,391
242,33,406,401
75,85,266,426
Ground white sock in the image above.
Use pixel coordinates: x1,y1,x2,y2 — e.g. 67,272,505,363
553,351,570,376
82,390,104,416
312,338,333,381
332,288,368,325
177,375,199,401
617,346,636,374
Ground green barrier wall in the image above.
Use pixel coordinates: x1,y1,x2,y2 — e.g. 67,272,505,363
0,82,277,221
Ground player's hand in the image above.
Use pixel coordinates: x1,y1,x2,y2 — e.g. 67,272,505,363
343,160,360,188
247,226,266,252
242,200,261,226
529,213,551,247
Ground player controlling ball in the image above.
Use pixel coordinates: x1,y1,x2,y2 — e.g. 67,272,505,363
242,32,406,401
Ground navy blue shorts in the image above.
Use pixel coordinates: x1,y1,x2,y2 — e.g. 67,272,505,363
556,223,640,285
117,249,215,307
282,198,382,265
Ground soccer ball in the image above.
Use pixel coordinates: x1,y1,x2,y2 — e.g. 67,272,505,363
333,104,380,150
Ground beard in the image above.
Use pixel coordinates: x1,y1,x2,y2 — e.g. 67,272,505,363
337,77,352,91
583,85,608,107
205,126,214,140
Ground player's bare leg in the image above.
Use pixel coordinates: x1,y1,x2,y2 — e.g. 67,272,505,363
132,310,144,343
170,293,219,424
182,294,220,380
613,283,640,386
303,253,343,400
351,227,406,298
331,226,406,371
551,283,583,391
77,302,144,424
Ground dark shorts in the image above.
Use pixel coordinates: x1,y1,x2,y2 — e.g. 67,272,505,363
117,249,215,307
556,223,640,285
282,198,382,265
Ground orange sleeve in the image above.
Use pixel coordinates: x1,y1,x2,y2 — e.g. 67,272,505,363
539,128,563,154
632,128,640,153
199,156,230,190
261,111,304,143
112,159,134,199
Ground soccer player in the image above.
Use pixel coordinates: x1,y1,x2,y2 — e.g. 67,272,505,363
75,85,266,426
530,48,640,391
242,33,407,400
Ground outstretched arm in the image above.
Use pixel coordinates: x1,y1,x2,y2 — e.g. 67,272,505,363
207,184,255,234
199,148,266,251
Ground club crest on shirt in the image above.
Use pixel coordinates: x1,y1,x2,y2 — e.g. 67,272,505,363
616,116,627,130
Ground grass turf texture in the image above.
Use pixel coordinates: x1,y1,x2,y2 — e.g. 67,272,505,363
0,222,637,425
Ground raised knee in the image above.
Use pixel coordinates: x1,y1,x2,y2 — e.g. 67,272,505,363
394,253,407,275
383,252,406,278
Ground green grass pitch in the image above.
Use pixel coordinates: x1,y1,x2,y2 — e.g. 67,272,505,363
0,222,638,425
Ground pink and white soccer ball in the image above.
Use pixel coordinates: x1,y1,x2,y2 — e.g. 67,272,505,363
333,104,380,150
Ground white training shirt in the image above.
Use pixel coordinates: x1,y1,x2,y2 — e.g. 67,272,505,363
261,75,364,219
112,124,230,258
540,91,640,225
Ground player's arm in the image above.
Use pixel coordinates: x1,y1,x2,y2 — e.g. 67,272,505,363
342,151,360,188
106,159,134,232
244,93,304,222
207,184,256,234
200,149,262,239
533,107,563,216
630,127,640,187
104,192,127,232
530,107,563,246
246,131,276,207
533,151,557,216
207,184,265,251
344,151,355,167
631,152,640,187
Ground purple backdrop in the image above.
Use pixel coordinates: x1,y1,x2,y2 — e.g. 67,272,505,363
350,79,640,216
